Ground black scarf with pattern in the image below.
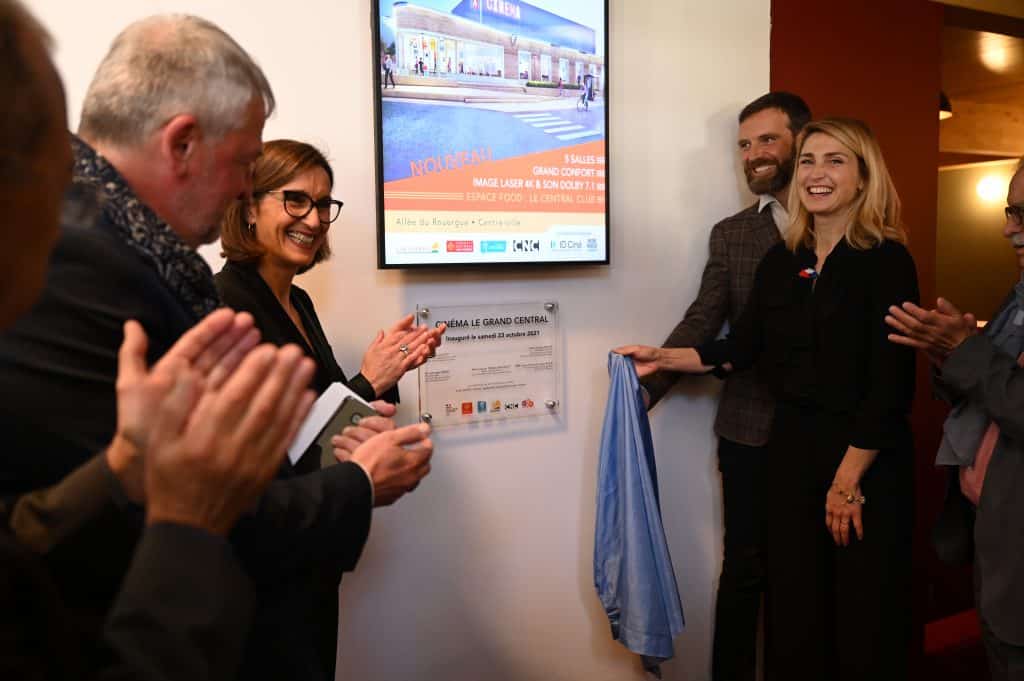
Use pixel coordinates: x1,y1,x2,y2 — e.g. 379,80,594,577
70,136,221,320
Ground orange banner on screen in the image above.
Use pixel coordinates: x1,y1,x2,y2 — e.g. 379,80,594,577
383,140,606,213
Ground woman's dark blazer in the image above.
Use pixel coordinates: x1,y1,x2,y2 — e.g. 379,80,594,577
215,260,398,403
699,238,920,452
215,259,396,681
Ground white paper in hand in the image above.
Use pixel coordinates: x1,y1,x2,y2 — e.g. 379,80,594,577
287,382,372,465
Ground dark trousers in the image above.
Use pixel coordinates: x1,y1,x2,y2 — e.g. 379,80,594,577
764,405,913,681
979,569,1024,681
383,68,395,88
712,437,768,681
982,615,1024,681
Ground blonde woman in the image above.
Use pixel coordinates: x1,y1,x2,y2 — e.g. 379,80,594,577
617,118,918,680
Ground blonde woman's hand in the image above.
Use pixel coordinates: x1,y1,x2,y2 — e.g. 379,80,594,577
825,482,865,546
825,446,876,546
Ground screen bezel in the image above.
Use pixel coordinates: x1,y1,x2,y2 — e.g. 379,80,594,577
371,0,611,269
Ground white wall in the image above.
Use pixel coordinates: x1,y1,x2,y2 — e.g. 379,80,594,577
33,1,769,678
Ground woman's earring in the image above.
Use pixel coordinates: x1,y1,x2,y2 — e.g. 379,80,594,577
247,222,256,234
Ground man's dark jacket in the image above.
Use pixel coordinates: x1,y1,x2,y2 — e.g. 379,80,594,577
0,159,373,678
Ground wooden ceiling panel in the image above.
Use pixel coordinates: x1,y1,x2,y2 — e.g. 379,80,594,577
940,99,1024,155
941,22,1024,155
942,26,1024,99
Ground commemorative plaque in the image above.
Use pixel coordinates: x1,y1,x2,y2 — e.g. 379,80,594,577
417,301,560,428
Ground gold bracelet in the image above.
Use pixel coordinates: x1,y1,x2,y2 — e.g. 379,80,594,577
831,485,866,505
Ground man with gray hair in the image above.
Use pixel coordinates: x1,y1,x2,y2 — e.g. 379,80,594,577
887,160,1024,681
0,12,433,681
76,13,273,251
0,2,330,679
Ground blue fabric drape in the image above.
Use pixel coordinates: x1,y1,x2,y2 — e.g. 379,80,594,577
594,352,685,665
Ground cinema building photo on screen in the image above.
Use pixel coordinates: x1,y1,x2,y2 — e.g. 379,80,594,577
385,0,604,91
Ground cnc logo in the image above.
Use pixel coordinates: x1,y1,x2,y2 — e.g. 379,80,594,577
512,239,540,253
504,402,519,411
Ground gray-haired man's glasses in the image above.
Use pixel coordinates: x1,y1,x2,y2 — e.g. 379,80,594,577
1006,204,1024,226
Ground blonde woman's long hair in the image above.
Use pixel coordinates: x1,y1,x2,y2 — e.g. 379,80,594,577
783,118,906,252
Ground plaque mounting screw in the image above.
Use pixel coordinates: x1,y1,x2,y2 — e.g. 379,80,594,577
420,412,433,423
419,308,430,318
545,400,558,409
544,302,556,311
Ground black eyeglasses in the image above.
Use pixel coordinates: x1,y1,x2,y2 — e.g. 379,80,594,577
260,190,343,225
1007,204,1024,226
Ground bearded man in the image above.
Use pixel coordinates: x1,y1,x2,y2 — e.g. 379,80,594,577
642,92,811,681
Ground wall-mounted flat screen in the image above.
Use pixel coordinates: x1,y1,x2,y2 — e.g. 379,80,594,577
373,0,609,267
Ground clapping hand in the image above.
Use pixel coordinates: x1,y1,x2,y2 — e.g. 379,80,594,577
886,298,977,366
111,309,261,501
112,309,319,536
360,313,447,396
143,342,316,534
330,401,433,507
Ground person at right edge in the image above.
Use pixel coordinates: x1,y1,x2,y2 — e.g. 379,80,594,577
639,91,810,681
619,118,919,680
886,159,1024,681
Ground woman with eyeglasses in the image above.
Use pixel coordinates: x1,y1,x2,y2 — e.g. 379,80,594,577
217,139,441,412
215,139,442,681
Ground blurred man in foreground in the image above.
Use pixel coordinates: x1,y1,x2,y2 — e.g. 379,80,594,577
0,7,434,679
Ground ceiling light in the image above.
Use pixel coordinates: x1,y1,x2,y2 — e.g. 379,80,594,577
977,175,1004,202
979,33,1010,73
